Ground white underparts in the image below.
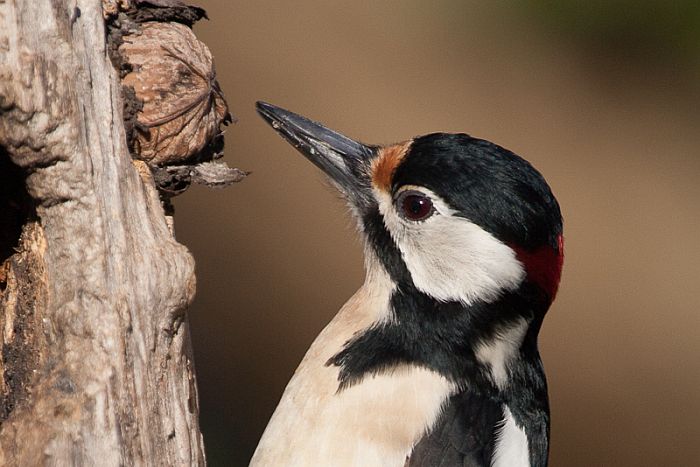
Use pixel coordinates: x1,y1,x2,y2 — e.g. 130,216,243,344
492,406,531,467
375,186,525,305
250,256,454,467
475,318,529,390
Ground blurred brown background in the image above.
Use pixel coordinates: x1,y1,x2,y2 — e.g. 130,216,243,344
175,1,700,465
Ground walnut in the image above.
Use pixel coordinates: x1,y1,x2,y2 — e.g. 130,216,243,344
119,21,231,166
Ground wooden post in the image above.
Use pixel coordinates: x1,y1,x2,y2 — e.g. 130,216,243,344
0,0,235,464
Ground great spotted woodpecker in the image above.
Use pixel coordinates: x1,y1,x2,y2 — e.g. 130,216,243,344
251,102,564,467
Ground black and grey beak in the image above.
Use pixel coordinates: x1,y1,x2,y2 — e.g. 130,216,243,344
256,101,375,208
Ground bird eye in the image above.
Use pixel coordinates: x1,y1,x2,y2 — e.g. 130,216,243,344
396,191,434,221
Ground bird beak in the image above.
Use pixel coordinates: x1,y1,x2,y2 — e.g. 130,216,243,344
256,101,375,209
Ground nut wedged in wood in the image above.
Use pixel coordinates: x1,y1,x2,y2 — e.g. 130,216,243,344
120,21,231,166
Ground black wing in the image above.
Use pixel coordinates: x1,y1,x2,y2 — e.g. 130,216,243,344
406,391,503,467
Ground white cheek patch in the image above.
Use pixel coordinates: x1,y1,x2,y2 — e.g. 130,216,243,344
375,187,525,305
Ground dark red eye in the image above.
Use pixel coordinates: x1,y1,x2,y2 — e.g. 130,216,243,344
398,191,434,221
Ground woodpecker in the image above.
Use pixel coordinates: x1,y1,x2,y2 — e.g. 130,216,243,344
252,102,564,467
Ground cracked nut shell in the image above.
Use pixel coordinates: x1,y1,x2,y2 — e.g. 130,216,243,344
119,21,230,165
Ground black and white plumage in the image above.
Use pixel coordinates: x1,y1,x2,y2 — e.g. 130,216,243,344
251,102,564,467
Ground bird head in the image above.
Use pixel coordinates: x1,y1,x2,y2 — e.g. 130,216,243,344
256,102,563,313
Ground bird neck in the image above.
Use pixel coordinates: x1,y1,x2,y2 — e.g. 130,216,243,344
353,207,553,393
328,278,550,393
252,261,551,466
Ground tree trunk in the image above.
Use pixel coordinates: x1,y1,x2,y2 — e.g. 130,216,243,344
0,0,228,464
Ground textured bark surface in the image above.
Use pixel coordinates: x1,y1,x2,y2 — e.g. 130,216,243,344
0,0,206,464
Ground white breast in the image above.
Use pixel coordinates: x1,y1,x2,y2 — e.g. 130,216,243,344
250,260,455,467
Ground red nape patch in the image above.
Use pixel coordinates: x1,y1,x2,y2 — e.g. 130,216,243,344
513,234,564,301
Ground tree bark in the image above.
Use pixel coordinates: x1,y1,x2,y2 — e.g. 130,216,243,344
0,0,217,464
